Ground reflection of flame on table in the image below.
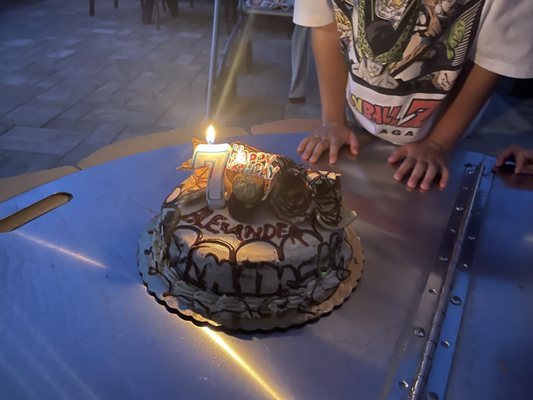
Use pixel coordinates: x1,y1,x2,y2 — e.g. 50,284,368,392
14,231,106,269
200,327,285,400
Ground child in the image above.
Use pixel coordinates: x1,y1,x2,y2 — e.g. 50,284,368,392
495,146,533,175
294,0,533,190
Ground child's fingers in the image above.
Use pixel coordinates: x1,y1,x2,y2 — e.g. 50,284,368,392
515,152,526,174
394,158,415,181
439,164,450,189
309,141,327,163
348,133,359,156
388,147,406,164
329,142,340,164
297,136,310,153
420,164,439,191
522,164,533,175
407,162,428,189
495,146,517,167
300,139,317,161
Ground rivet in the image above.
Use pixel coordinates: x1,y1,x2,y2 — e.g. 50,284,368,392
455,206,464,211
428,288,437,295
450,296,462,306
467,235,476,241
398,380,409,389
462,263,469,269
414,327,425,337
441,340,450,348
450,228,457,234
438,256,449,262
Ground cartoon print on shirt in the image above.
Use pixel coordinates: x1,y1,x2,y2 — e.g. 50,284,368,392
333,0,484,94
330,0,485,142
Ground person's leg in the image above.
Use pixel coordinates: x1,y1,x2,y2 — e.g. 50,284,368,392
141,0,155,24
165,0,178,18
288,25,311,103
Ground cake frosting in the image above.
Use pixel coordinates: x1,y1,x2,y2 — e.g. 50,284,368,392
140,141,363,328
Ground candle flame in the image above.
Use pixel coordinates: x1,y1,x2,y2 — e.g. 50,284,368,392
206,124,216,144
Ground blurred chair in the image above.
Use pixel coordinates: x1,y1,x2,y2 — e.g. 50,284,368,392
89,0,119,17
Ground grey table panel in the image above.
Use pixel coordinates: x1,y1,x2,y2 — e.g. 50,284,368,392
0,133,525,400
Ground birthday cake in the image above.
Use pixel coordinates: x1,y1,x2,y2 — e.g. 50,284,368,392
139,140,363,330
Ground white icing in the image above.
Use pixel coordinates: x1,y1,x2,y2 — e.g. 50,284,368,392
151,196,354,319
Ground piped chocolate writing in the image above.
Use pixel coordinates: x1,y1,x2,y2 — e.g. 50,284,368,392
181,206,317,247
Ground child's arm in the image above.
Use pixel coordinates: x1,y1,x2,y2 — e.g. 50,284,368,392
388,63,501,191
297,23,359,164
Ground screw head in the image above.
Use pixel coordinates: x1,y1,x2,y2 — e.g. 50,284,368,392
414,327,426,337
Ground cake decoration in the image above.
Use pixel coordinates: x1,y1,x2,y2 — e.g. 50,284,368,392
139,130,364,331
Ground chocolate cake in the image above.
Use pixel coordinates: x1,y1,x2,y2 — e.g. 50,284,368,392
139,141,363,330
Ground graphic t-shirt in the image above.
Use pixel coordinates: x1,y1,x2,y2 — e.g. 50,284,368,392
294,0,533,144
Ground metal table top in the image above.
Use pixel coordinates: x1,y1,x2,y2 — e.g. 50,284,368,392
0,133,531,400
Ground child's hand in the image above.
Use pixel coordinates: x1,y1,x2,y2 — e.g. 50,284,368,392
387,139,450,191
297,121,359,164
495,146,533,175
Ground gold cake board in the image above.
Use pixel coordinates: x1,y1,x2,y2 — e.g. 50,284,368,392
138,218,364,332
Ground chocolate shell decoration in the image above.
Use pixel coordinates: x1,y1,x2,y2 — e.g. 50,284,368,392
232,173,265,207
228,172,266,221
307,171,357,230
270,167,312,224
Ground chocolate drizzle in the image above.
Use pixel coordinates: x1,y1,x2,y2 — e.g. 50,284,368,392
158,203,348,301
146,144,358,320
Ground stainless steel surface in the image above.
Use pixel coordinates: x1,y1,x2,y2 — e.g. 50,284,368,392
0,134,531,399
445,168,533,400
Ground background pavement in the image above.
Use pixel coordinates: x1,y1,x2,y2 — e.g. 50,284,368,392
0,0,531,179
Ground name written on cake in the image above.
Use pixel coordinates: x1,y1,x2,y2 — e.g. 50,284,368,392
181,206,315,246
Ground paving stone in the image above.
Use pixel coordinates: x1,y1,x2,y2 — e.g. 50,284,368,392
63,38,82,46
55,65,103,78
37,80,100,102
113,123,167,143
0,150,62,179
0,72,39,86
176,31,204,40
2,38,36,47
57,101,100,120
3,103,65,127
175,54,195,65
0,126,87,155
44,118,98,134
0,123,14,135
82,106,164,125
56,122,125,165
34,71,68,89
47,48,77,59
110,43,158,60
91,28,117,35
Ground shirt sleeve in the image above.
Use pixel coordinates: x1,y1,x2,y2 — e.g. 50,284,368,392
293,0,335,27
471,0,533,79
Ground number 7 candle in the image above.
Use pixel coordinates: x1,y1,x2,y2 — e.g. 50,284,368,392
192,125,232,209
